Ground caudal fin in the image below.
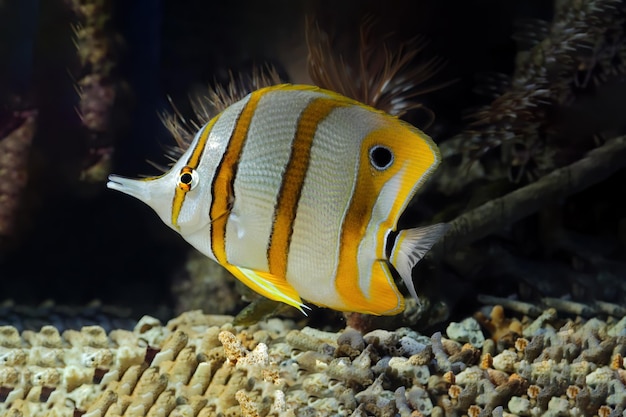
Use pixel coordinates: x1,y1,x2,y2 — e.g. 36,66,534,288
389,223,449,303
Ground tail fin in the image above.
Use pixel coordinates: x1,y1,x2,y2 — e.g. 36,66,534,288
389,223,449,302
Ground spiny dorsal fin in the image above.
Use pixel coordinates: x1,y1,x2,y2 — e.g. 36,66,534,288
305,15,454,119
156,65,283,169
389,223,449,302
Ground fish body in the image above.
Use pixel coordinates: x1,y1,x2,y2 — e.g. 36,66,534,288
107,84,447,315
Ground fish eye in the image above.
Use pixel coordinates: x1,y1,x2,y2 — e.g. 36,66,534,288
178,166,199,191
369,145,394,170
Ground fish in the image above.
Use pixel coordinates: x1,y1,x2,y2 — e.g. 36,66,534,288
107,84,448,315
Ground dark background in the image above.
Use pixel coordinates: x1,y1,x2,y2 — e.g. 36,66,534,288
0,0,623,326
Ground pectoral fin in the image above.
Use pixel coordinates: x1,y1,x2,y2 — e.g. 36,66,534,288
226,264,308,314
389,223,449,303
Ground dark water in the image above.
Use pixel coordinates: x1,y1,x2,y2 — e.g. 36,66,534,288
1,0,623,328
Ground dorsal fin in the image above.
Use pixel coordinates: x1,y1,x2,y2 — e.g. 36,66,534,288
389,223,449,302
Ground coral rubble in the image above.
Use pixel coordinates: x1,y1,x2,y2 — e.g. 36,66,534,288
1,306,625,416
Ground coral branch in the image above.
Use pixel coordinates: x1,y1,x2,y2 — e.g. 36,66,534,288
431,135,626,257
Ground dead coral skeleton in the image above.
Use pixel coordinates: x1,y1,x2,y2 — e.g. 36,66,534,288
1,308,625,416
431,134,626,260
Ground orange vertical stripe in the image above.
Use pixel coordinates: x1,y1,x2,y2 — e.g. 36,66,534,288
267,98,343,276
334,126,407,314
187,116,219,168
334,120,438,314
333,140,384,313
209,91,263,263
171,115,220,228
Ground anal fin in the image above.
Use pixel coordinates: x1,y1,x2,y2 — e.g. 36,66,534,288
389,223,449,303
226,264,308,314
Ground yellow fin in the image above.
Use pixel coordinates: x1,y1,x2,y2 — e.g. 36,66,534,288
226,264,308,314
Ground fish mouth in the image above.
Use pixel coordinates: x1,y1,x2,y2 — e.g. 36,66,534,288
107,174,150,201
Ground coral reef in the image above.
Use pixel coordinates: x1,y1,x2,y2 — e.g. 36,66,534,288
1,306,625,416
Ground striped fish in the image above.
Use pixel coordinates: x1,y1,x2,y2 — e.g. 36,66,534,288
107,84,448,315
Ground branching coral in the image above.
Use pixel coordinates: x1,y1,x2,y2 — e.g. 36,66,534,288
462,0,625,182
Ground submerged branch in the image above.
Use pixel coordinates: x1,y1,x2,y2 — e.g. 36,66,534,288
430,135,626,259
